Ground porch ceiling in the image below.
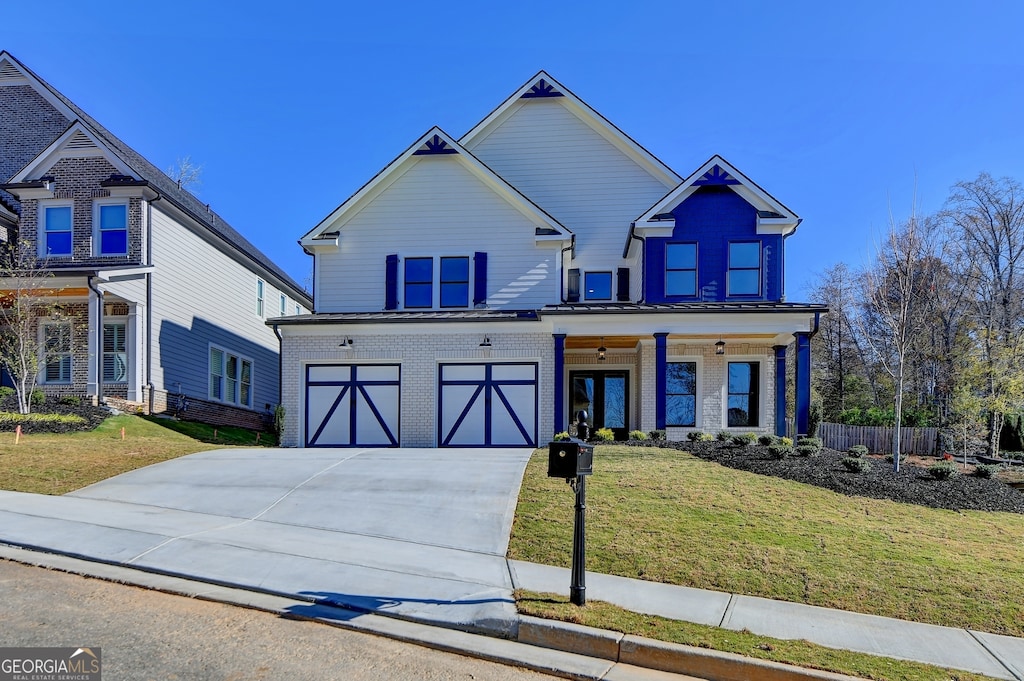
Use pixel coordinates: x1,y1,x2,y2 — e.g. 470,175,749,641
565,333,779,349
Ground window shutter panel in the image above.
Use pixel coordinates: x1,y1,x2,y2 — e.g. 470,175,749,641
385,254,399,310
567,268,581,303
617,267,630,301
473,252,487,306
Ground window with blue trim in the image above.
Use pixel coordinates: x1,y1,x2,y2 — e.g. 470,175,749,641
440,256,469,308
97,203,128,256
728,242,761,296
727,361,759,427
42,205,73,257
404,257,433,308
584,272,612,300
666,362,696,426
665,243,697,297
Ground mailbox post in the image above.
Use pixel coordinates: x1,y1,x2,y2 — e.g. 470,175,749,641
548,412,593,606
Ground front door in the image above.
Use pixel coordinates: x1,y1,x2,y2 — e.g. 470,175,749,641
570,370,629,440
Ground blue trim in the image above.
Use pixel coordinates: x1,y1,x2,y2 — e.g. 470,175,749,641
474,251,488,306
521,79,564,98
554,334,565,434
413,134,459,155
384,254,398,310
693,164,740,185
307,383,350,446
774,345,787,437
655,333,668,430
304,364,401,447
438,362,538,447
795,333,811,436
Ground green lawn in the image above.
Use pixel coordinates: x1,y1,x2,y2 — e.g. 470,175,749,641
509,445,1024,638
0,415,273,495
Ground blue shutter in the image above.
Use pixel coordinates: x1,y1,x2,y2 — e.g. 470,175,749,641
567,268,580,303
385,254,399,310
473,252,487,306
616,267,630,302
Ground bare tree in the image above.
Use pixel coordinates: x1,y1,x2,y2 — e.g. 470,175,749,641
166,155,203,193
0,241,61,413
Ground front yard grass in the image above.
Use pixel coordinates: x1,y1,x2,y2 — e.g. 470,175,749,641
0,414,271,495
509,445,1024,638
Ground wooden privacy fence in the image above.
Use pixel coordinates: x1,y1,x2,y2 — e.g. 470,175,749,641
817,422,939,455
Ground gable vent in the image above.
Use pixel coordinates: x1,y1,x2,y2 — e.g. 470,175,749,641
64,130,97,151
0,59,27,84
413,134,458,156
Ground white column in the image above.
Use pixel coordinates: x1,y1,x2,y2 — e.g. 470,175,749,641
127,302,143,402
86,290,99,396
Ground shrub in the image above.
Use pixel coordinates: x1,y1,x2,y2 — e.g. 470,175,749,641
731,432,757,447
273,404,286,436
758,434,778,446
797,436,823,452
974,464,999,479
30,389,45,406
842,457,870,473
928,462,959,480
885,453,908,465
0,386,14,401
58,394,81,406
780,437,793,447
847,445,868,458
795,443,820,457
593,427,615,442
808,402,821,438
552,431,571,442
716,431,730,442
648,430,665,441
0,413,86,426
768,443,792,459
629,429,647,441
685,431,704,442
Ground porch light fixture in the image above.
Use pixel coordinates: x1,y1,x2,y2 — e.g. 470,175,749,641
40,176,55,191
597,337,607,362
338,337,354,348
479,337,492,347
715,338,726,355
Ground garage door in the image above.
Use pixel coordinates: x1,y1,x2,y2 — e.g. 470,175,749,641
438,363,538,447
305,364,400,447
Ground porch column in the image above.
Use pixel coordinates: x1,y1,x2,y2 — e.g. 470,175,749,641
86,290,100,397
774,345,787,437
654,333,668,430
553,334,566,435
794,332,811,436
127,302,143,402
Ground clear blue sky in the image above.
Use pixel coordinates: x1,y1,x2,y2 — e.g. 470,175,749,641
6,1,1024,298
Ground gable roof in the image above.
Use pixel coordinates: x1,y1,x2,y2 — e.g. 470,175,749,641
300,126,571,249
633,155,800,236
460,71,681,189
0,51,310,305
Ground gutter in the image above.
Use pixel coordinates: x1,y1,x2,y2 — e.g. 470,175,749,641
559,235,575,304
622,223,646,303
273,323,283,414
146,193,161,413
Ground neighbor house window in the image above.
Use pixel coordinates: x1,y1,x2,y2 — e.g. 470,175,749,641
256,280,264,317
42,322,72,384
41,204,73,257
666,362,697,427
584,271,612,300
280,294,287,316
95,202,128,255
103,322,127,383
727,361,759,427
440,256,469,307
665,243,697,297
295,304,301,315
404,257,433,308
728,242,761,296
209,346,253,408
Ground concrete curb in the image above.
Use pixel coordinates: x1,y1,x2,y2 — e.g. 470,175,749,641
1,544,864,681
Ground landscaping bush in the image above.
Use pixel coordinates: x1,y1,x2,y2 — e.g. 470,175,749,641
593,427,615,442
847,445,868,458
885,453,908,465
842,457,871,473
58,395,81,407
715,431,730,442
780,437,793,447
0,386,14,401
731,432,757,447
758,434,778,446
648,430,665,441
795,443,820,457
552,431,571,442
768,443,792,459
797,436,823,453
686,431,706,442
974,464,999,479
30,389,45,406
273,404,286,436
0,413,86,427
929,462,959,480
629,429,647,441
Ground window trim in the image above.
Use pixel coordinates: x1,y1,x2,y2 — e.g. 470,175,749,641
727,241,762,297
102,318,128,384
665,242,698,298
724,358,764,429
92,198,129,257
39,200,74,258
584,271,613,301
439,256,470,308
666,358,701,427
41,321,73,384
209,344,254,409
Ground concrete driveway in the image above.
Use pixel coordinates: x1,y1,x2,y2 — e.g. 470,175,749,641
0,447,534,636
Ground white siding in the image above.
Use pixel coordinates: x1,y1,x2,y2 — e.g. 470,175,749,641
150,206,282,411
316,155,557,312
466,99,671,285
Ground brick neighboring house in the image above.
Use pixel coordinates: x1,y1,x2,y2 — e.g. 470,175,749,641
273,72,826,448
0,52,311,428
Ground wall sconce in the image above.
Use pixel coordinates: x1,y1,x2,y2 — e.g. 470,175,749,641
715,338,726,355
338,337,354,348
597,337,607,362
479,336,492,347
40,176,55,192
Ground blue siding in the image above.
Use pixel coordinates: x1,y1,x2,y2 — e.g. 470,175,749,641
645,186,784,303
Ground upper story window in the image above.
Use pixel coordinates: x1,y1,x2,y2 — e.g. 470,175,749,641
727,361,760,427
440,256,469,308
665,243,697,297
42,322,72,384
728,242,761,296
95,201,128,256
41,203,73,258
584,271,612,301
209,345,253,408
404,257,433,308
256,279,265,317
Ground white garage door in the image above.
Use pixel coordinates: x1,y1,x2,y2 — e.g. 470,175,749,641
305,364,400,447
438,362,538,447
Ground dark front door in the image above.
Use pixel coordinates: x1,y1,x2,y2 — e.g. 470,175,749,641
570,370,629,440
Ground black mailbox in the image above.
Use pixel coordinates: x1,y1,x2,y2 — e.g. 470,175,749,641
547,438,594,478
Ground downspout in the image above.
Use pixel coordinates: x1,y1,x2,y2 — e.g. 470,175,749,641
273,323,282,409
559,235,575,303
624,223,646,303
87,275,103,406
146,194,161,413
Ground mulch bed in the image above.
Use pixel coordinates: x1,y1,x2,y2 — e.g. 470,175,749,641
0,395,111,434
626,439,1024,514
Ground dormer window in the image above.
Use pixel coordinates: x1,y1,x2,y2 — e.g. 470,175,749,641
440,256,469,308
404,257,433,308
665,243,697,297
584,271,612,301
94,200,128,256
728,242,761,296
41,203,73,257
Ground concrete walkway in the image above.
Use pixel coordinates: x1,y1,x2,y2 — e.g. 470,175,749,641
1,446,1023,679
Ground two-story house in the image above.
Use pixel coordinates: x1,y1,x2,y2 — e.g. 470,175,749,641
0,52,312,428
274,72,825,447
